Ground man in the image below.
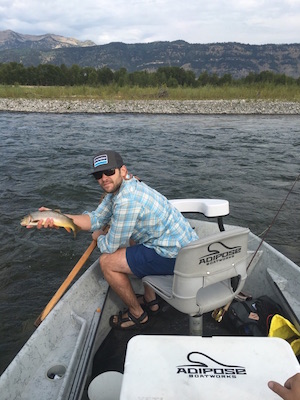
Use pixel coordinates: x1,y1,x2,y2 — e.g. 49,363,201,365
36,150,198,330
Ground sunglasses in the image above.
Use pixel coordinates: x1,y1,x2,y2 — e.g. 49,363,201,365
93,169,116,180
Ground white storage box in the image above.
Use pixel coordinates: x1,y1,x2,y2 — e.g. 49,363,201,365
120,335,300,400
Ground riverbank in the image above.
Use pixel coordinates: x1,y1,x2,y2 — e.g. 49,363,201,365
0,98,299,114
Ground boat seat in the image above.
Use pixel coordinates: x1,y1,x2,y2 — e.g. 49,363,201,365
170,198,229,231
143,198,249,335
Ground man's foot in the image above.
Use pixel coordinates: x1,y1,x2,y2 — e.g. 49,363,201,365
109,310,149,330
137,295,160,315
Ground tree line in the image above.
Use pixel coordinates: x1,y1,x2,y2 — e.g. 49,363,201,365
0,62,299,87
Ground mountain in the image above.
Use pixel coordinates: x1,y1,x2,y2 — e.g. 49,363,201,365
0,30,95,50
0,30,299,78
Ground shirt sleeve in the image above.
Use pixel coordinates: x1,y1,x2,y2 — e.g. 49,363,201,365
83,195,112,231
97,197,142,253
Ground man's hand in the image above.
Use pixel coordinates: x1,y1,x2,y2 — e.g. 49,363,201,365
36,207,58,229
92,229,108,241
26,206,59,230
268,373,300,400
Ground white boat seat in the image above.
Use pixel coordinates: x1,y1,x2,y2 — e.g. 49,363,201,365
143,198,249,334
143,226,249,316
170,198,229,231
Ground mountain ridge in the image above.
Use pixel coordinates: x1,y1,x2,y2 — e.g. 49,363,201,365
0,30,95,50
0,30,299,78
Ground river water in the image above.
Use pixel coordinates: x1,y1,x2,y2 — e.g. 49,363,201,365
0,112,299,374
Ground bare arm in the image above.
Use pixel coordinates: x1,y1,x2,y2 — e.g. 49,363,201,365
65,214,91,230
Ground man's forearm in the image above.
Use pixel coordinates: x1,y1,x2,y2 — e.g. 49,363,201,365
67,214,92,231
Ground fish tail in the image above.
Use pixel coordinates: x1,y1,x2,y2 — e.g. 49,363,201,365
72,224,81,239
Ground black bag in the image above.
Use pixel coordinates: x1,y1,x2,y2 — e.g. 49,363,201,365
224,295,283,336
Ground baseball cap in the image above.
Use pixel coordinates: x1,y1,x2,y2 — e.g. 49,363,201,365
91,150,124,174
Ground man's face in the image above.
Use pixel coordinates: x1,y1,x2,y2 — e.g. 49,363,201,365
96,166,126,194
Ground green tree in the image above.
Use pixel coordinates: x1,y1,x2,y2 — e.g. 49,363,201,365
198,71,210,86
36,64,65,85
209,73,219,85
128,71,151,87
97,67,114,85
69,64,81,85
0,62,27,85
167,77,178,88
79,67,96,85
87,69,98,86
59,64,70,85
156,67,195,86
219,73,233,85
114,68,128,86
257,70,275,83
244,72,257,84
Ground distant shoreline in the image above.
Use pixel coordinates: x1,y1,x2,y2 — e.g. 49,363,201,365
0,98,299,114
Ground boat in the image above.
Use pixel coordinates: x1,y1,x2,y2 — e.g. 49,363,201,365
0,198,299,400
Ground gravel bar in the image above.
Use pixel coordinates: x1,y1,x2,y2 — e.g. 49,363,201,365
0,98,299,114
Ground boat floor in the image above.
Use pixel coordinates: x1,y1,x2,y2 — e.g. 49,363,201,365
91,298,235,379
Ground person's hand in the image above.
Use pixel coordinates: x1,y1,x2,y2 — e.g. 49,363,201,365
92,229,107,241
268,373,300,400
26,207,59,230
37,207,58,229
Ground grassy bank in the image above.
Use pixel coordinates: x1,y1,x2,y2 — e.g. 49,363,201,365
0,84,299,101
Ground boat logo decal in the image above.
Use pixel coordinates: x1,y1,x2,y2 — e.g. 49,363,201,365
94,154,109,168
199,241,242,266
176,351,247,378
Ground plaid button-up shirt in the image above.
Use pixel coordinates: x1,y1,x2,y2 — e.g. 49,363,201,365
85,177,198,258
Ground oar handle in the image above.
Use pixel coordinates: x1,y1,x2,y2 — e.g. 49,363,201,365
34,240,97,327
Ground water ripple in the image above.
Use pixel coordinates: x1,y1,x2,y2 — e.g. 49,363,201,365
0,112,299,373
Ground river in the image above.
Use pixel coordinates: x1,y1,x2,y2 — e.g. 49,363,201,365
0,112,299,374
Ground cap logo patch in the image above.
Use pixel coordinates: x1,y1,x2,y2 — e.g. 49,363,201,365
94,154,108,168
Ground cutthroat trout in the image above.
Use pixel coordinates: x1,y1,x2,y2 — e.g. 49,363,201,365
20,210,81,238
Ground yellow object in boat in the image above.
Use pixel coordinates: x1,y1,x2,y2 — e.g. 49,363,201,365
268,314,300,356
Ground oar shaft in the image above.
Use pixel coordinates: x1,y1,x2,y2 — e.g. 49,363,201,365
34,240,97,327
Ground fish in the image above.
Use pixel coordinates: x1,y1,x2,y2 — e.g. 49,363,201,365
20,210,81,238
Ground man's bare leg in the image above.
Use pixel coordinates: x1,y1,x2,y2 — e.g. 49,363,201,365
128,238,159,312
141,284,160,312
99,248,148,328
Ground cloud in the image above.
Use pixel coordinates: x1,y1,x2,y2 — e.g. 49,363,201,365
0,0,299,44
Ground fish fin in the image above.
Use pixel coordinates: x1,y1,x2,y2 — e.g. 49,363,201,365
64,227,71,233
54,209,61,213
73,224,81,239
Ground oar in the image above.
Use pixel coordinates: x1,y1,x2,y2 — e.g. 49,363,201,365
34,239,97,327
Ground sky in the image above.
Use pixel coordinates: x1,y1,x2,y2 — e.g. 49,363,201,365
1,0,299,45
